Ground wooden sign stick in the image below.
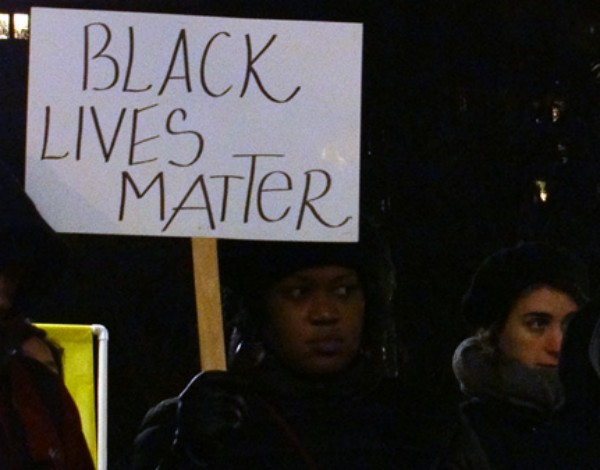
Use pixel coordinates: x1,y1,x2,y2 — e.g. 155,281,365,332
191,237,227,371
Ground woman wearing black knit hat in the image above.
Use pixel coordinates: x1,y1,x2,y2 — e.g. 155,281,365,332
438,242,589,469
132,230,430,469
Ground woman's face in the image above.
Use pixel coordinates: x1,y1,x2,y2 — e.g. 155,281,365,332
498,285,579,368
266,265,365,376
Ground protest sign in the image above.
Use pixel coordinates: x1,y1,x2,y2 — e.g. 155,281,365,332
25,7,363,242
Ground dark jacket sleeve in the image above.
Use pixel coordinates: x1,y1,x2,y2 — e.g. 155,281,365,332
132,371,245,470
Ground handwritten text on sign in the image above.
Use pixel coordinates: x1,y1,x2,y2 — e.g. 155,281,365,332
25,8,362,241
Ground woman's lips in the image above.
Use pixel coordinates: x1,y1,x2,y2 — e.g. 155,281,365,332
310,338,344,355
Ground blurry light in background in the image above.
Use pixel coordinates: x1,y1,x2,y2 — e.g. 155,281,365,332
0,12,29,40
0,14,8,39
14,13,29,40
551,100,564,123
535,179,548,203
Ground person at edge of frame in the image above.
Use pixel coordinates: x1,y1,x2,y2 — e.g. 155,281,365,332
436,241,589,469
131,219,438,469
538,293,600,467
0,160,95,470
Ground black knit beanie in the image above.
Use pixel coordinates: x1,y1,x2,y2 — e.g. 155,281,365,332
461,242,589,330
219,239,366,303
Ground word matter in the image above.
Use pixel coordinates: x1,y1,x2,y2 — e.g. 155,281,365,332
119,154,352,233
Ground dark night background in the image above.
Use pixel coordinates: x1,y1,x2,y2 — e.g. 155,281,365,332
3,0,600,467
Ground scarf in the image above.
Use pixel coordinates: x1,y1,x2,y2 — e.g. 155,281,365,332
452,336,564,415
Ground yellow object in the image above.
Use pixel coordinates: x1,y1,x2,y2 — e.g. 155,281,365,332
35,323,98,465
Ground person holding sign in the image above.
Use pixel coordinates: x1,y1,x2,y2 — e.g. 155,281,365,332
0,162,94,470
132,233,426,469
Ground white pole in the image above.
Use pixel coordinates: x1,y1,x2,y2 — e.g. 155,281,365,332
91,324,109,470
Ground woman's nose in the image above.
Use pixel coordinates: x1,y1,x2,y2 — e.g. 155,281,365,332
308,293,339,324
546,326,563,358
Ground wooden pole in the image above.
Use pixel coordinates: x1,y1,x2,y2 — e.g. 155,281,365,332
190,237,226,371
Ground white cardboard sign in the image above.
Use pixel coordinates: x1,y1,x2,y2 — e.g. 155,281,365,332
25,7,362,241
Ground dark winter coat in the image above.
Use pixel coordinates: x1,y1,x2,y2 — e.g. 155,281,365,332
439,337,565,469
132,356,428,470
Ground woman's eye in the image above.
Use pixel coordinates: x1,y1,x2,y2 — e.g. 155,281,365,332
284,286,308,299
333,286,349,297
526,318,550,332
333,284,360,298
